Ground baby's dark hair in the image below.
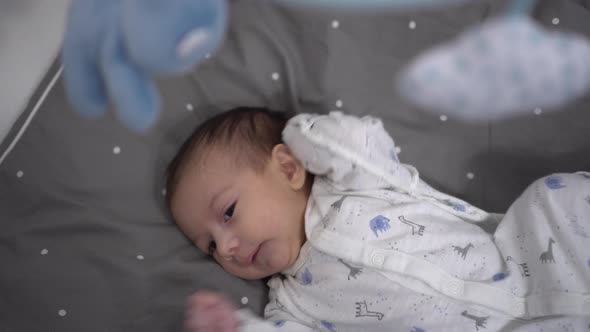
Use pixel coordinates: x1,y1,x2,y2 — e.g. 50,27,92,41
165,107,293,208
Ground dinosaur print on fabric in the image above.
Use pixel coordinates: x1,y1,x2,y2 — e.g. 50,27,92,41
355,301,384,321
506,256,531,277
398,216,425,236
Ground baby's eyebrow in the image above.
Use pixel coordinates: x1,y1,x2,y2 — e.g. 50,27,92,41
209,185,232,211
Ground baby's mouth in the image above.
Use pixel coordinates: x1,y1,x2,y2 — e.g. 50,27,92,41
250,244,261,264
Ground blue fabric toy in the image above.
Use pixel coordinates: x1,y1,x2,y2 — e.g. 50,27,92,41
62,0,590,132
62,0,227,132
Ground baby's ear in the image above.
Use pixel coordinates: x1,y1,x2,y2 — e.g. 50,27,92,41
272,144,307,190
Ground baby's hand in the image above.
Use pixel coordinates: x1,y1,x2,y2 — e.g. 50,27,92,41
184,291,239,332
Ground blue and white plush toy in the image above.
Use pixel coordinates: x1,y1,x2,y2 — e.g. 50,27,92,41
62,0,590,132
62,0,227,132
398,0,590,122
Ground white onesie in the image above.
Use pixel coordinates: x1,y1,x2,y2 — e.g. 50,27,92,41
236,112,590,332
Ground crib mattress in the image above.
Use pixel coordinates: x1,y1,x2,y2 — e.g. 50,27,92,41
1,0,589,330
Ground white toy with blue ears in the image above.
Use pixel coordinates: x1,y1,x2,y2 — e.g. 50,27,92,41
62,0,590,132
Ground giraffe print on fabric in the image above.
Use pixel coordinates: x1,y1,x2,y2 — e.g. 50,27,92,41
461,311,488,330
539,238,556,263
330,196,348,212
453,243,474,259
338,258,363,280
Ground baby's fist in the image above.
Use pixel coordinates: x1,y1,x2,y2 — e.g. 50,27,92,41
184,291,239,332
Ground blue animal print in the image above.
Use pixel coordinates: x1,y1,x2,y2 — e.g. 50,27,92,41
321,320,337,332
301,268,313,285
444,199,466,212
545,176,566,190
274,320,286,327
411,327,426,332
391,149,399,162
493,272,508,281
369,215,391,238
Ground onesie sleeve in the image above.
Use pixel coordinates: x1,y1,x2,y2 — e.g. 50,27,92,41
236,309,316,332
282,112,419,192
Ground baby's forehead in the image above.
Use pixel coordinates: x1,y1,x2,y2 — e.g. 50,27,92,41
190,144,240,173
192,140,264,172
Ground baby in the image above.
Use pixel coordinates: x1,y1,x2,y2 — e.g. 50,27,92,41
166,107,590,332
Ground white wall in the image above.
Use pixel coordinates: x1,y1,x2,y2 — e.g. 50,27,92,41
0,0,70,142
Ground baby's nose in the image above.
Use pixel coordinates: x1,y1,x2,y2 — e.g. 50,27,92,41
216,235,239,260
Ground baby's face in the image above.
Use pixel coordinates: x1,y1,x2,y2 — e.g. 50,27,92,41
171,146,309,280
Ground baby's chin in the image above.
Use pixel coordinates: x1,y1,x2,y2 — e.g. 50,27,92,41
227,263,278,280
230,243,296,280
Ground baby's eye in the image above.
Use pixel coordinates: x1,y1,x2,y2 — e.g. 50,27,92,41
208,241,216,255
223,202,236,223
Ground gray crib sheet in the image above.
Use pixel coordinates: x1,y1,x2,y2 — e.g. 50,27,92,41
1,0,589,331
